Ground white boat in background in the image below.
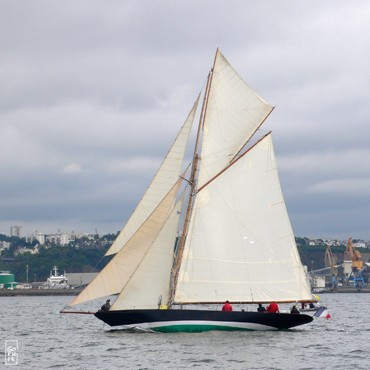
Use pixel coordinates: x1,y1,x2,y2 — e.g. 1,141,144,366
62,49,317,332
40,266,69,289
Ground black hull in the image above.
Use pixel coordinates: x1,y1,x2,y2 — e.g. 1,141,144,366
94,309,313,332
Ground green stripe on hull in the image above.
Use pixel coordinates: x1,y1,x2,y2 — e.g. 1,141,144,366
152,324,255,333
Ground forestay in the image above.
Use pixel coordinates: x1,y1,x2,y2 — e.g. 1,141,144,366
105,97,199,256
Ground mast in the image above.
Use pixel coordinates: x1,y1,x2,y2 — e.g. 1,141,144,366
167,50,218,306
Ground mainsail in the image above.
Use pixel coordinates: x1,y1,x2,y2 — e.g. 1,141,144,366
171,50,311,304
174,133,312,304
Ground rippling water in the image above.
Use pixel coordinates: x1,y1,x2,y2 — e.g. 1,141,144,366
1,293,369,369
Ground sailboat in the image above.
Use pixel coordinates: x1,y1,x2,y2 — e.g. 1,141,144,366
62,49,315,332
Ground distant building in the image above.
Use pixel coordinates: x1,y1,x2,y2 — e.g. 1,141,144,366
353,241,366,249
60,233,70,246
67,272,98,287
35,231,45,245
26,231,45,245
45,232,70,246
10,226,22,238
15,247,39,256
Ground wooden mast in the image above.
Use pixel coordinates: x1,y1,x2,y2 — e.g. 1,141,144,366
167,49,219,306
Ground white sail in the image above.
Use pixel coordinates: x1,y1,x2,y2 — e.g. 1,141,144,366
198,50,273,188
174,134,312,304
66,50,314,317
110,194,184,310
105,97,199,256
69,179,182,306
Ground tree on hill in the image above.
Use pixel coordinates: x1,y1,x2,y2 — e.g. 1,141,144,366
0,242,112,282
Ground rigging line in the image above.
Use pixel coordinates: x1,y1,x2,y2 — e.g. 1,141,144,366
230,106,275,164
104,93,199,258
91,254,112,274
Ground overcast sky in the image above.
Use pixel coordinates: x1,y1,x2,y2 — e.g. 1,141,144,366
1,1,369,240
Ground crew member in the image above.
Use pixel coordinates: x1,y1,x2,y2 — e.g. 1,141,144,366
222,300,233,311
291,305,300,314
101,299,111,311
266,301,279,313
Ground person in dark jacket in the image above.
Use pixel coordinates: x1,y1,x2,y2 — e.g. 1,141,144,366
291,305,300,314
101,299,111,311
257,303,266,312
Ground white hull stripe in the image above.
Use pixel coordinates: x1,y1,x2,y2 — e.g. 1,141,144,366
122,320,277,331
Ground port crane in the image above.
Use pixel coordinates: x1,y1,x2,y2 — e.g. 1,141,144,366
344,237,363,270
344,237,365,288
325,245,338,289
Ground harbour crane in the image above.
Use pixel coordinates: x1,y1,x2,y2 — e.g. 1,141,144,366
325,245,338,289
344,237,366,288
344,237,363,270
325,245,337,275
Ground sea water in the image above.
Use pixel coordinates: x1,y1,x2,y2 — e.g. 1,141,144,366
1,293,369,369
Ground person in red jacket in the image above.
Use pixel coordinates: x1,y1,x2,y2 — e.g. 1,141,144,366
222,300,233,311
266,301,279,313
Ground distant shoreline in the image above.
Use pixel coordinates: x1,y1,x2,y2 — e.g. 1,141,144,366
1,287,369,298
317,287,370,294
0,289,82,297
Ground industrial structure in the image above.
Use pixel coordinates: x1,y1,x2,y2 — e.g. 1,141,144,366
310,237,369,292
0,271,17,289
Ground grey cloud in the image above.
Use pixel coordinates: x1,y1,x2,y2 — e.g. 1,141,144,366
1,1,369,239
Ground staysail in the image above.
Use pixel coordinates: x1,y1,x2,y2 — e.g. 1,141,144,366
69,179,182,306
105,97,199,256
174,134,312,304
